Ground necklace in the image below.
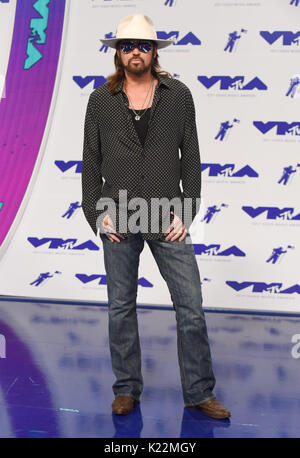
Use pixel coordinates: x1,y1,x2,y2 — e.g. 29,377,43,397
125,79,154,121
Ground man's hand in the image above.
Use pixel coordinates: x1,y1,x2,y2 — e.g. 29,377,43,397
163,211,187,242
101,214,125,243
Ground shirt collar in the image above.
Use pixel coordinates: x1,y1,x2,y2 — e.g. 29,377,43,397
114,75,171,94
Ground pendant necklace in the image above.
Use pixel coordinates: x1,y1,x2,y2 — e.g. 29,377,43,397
126,79,154,121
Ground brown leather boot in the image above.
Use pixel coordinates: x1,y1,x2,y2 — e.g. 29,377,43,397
112,396,135,415
190,398,231,419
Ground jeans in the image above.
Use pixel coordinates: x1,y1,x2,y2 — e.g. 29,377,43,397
99,231,216,406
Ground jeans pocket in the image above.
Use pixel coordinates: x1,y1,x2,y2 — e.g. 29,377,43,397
99,232,109,241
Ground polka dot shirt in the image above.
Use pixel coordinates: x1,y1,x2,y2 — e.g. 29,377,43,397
81,76,201,240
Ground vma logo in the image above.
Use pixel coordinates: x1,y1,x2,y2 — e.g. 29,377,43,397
242,206,300,221
24,0,50,70
260,31,300,46
194,244,246,257
55,161,82,174
202,164,259,178
157,31,201,46
28,237,99,251
76,274,153,287
253,121,300,136
198,76,267,91
73,76,107,89
227,281,300,295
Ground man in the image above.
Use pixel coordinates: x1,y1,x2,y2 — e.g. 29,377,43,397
82,14,230,420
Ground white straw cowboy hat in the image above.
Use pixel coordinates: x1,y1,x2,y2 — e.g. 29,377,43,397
100,14,173,49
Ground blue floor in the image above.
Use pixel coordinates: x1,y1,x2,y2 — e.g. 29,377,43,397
0,298,300,438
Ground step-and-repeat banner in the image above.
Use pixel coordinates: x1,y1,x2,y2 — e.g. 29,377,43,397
0,0,299,313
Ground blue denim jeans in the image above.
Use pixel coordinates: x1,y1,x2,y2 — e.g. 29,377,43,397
99,231,216,406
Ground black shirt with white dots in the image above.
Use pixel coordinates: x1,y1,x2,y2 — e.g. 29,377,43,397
81,75,201,240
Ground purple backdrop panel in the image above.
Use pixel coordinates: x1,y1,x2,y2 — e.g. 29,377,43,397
0,0,66,246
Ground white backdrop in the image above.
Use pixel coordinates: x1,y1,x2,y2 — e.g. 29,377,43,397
0,0,300,313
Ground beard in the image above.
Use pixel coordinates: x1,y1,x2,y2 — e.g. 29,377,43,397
121,54,155,76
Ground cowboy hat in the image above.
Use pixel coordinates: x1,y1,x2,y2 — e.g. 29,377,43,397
100,14,173,49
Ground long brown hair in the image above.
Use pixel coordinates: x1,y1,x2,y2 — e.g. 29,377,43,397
107,44,172,93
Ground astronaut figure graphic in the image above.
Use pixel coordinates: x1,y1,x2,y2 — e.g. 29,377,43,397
30,271,61,286
266,247,287,264
201,204,227,224
266,246,293,264
224,29,247,53
278,166,297,185
164,0,176,6
30,272,54,286
286,76,300,98
100,32,116,53
62,201,82,219
215,119,239,141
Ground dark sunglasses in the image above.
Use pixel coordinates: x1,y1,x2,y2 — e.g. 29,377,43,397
118,40,153,54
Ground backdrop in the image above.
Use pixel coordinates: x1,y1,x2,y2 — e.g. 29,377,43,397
0,0,299,313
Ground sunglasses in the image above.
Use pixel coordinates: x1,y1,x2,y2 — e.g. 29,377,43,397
118,40,153,54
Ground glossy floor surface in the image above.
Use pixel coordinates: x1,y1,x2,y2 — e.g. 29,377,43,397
0,298,300,438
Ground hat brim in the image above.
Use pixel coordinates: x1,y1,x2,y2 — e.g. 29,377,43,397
100,38,173,50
